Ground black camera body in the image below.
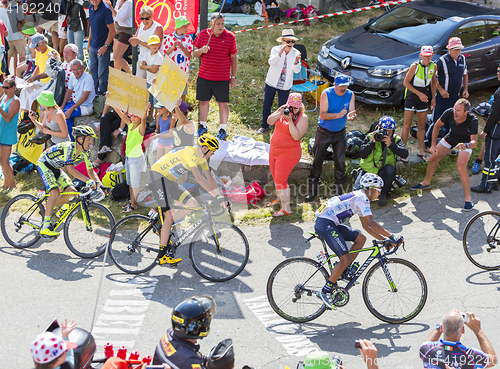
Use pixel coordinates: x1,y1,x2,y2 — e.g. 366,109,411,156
392,175,407,188
373,128,389,142
283,107,290,116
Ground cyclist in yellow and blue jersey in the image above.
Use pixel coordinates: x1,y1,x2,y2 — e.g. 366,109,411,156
149,133,224,265
36,125,103,237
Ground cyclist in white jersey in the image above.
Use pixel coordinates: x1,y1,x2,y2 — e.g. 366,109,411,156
315,172,403,309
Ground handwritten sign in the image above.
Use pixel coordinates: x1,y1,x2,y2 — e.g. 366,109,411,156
106,68,149,116
17,128,43,164
149,56,188,112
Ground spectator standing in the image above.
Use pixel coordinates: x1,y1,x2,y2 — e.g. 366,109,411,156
258,29,301,134
52,0,68,54
30,90,70,144
420,310,496,368
87,0,116,95
357,116,409,206
193,13,237,141
305,75,356,202
4,0,25,74
66,0,87,61
425,37,468,148
164,16,193,101
411,99,477,211
140,34,163,118
129,6,163,79
150,103,174,161
0,77,19,191
267,93,308,216
104,0,133,74
61,59,95,135
401,45,436,162
471,66,500,194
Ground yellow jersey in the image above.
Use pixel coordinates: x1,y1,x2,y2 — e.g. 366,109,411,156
152,146,209,181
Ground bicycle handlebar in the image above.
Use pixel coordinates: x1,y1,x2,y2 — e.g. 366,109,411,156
373,238,404,256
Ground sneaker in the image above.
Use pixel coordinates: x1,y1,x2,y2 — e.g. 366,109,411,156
40,227,59,238
216,128,227,141
463,201,474,212
157,255,182,265
471,161,481,175
450,149,458,157
197,125,208,137
98,145,112,154
410,183,431,191
317,291,336,310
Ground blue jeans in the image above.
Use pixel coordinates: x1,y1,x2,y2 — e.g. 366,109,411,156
261,83,290,129
89,46,111,95
63,101,82,140
68,30,85,61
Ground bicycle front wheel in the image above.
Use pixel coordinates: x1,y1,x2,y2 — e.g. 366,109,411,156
64,202,115,258
463,211,500,270
108,215,160,274
189,222,249,282
362,258,427,323
267,257,329,323
1,194,44,248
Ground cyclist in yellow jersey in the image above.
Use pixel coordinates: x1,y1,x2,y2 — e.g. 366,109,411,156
36,125,103,237
150,133,224,265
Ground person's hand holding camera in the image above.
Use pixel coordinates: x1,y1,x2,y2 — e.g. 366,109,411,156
357,339,379,369
381,134,392,146
465,312,482,335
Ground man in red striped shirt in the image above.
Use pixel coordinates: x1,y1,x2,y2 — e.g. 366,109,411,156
193,14,237,141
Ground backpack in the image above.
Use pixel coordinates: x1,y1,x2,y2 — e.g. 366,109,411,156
111,181,130,201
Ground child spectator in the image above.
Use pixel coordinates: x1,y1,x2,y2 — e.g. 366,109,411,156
150,102,174,160
164,16,193,101
140,34,163,119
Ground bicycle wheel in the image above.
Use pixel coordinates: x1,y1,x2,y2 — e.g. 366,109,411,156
189,222,249,282
362,258,427,324
1,194,44,248
64,202,115,258
463,211,500,270
349,0,372,9
267,257,329,323
108,215,160,274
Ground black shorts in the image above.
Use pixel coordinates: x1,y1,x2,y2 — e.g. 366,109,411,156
149,171,193,213
314,217,359,257
404,98,428,113
196,77,230,103
114,31,132,46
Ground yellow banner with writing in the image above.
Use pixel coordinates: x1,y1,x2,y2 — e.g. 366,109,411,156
149,56,188,112
17,128,43,164
106,68,149,116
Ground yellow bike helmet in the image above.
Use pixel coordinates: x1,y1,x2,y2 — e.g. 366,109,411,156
198,133,219,153
72,125,98,139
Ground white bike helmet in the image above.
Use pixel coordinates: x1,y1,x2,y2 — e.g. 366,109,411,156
359,173,384,190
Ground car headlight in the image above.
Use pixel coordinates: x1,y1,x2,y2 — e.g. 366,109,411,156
367,65,409,78
319,45,329,59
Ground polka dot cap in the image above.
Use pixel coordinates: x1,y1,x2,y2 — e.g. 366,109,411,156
31,332,77,364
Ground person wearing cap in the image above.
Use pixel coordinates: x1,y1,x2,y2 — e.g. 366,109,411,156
30,90,70,145
425,37,468,149
401,45,436,162
61,59,96,136
193,13,238,141
151,102,175,160
31,319,77,369
140,34,164,119
104,0,133,74
258,29,301,134
87,0,116,95
306,74,356,202
164,16,193,101
266,92,308,216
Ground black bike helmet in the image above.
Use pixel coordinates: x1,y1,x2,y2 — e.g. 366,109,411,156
172,295,216,339
346,136,363,158
346,130,366,141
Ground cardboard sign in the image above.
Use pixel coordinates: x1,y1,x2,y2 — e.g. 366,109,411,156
17,128,43,164
106,68,149,116
149,57,188,112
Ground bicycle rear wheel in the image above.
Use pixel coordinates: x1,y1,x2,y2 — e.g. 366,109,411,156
1,194,44,248
64,202,115,258
189,222,249,282
267,257,329,323
362,258,427,323
108,215,160,274
463,211,500,270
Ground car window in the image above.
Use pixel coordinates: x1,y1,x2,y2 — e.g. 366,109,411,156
486,20,500,39
450,20,488,47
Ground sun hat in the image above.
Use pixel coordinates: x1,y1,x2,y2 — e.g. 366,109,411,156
334,75,350,87
287,93,302,108
22,22,36,36
179,101,189,112
420,45,433,56
29,33,45,48
304,351,337,369
447,37,464,49
37,91,56,107
207,339,235,369
277,29,299,42
65,43,79,54
31,332,78,364
175,16,191,29
148,35,161,45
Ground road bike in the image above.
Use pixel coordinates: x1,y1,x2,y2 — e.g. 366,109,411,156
107,198,250,282
1,187,115,258
267,233,428,324
463,211,500,270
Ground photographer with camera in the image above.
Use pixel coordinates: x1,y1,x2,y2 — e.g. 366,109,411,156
419,310,497,369
356,116,409,206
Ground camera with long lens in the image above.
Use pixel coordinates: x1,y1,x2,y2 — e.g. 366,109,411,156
283,107,291,116
392,175,407,189
373,128,389,142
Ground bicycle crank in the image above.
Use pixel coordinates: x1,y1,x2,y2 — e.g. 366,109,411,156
332,287,349,307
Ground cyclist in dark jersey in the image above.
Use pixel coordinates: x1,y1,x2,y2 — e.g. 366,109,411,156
36,125,102,237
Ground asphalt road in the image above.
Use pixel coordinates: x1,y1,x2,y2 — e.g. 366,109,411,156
2,177,500,369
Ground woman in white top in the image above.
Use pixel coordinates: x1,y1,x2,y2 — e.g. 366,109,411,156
104,0,133,74
129,6,163,79
30,91,70,145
